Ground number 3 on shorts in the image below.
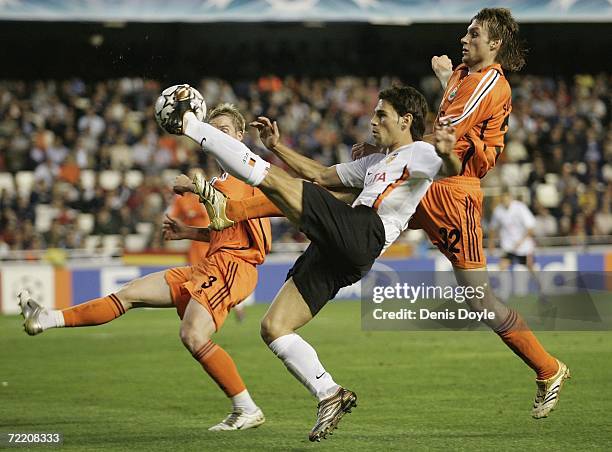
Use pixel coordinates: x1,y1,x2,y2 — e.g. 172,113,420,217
200,275,217,289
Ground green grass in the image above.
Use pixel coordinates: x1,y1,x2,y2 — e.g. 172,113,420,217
1,302,611,451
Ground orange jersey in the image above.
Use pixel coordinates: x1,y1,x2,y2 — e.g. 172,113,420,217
207,174,272,265
438,63,512,178
169,193,210,264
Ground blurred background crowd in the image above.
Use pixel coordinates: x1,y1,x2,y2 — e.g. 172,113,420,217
0,72,610,258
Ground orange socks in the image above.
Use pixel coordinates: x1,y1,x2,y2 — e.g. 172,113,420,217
496,309,559,380
62,294,126,327
192,340,246,397
226,195,282,222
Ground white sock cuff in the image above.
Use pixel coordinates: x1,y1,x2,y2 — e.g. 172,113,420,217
268,333,300,357
247,157,270,186
54,310,65,328
184,112,208,146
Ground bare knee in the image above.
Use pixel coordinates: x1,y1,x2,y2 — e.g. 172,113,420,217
113,285,136,311
260,314,293,345
179,322,211,354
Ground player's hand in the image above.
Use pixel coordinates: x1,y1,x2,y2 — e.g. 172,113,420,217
431,55,453,88
173,174,196,195
433,118,456,157
250,116,280,150
162,214,187,240
351,142,381,160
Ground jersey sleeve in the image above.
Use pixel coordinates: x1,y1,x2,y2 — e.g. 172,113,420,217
410,144,443,180
168,195,182,218
335,153,383,188
442,69,502,141
520,203,537,229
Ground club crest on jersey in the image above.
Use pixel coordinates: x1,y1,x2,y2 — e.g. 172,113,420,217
448,86,458,101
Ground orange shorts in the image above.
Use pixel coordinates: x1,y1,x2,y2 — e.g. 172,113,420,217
409,176,485,269
164,252,257,330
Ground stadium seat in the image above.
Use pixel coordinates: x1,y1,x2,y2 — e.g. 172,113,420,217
99,170,121,191
80,169,96,191
15,171,34,197
136,222,154,237
545,173,559,186
34,204,56,232
76,213,95,234
520,163,533,183
124,234,147,252
102,234,122,253
161,169,180,187
515,186,531,205
84,235,102,252
535,183,560,208
500,163,521,186
0,172,15,196
164,239,190,252
125,170,144,189
603,163,612,182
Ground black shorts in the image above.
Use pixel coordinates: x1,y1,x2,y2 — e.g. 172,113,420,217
502,252,529,265
287,182,385,316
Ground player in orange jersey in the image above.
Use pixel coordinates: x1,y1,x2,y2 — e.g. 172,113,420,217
168,164,251,322
168,167,211,264
18,103,272,432
197,8,570,420
360,8,569,419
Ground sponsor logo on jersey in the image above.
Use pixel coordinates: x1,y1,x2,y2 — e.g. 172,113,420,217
373,172,387,182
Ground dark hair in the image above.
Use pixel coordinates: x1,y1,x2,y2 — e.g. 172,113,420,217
378,85,427,141
472,8,527,72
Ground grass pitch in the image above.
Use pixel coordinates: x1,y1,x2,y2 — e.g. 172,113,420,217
1,301,611,451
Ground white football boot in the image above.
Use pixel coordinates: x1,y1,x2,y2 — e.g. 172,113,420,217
18,290,46,336
532,359,571,419
208,408,265,431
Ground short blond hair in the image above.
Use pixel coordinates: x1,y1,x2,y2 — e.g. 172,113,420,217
208,103,246,133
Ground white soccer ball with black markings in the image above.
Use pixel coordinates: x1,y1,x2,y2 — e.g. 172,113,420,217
155,84,206,133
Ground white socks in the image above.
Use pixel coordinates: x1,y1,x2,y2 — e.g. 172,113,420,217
39,309,65,331
183,113,270,186
268,333,339,401
231,389,259,414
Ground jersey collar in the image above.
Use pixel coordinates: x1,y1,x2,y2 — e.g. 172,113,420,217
458,62,504,76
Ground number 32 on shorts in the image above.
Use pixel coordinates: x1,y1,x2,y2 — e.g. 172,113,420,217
439,227,460,254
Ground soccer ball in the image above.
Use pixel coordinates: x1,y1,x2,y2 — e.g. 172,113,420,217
155,84,206,133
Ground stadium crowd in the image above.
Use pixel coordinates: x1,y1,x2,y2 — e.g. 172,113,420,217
0,73,610,257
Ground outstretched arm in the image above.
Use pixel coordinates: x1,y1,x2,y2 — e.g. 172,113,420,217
250,117,343,188
162,214,211,243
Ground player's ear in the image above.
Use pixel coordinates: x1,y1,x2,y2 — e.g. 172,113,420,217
489,39,502,52
236,130,244,141
401,113,413,131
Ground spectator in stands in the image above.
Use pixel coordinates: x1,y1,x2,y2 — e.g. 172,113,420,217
0,73,609,256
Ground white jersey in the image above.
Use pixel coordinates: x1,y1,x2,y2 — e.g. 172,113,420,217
490,200,536,256
335,141,442,252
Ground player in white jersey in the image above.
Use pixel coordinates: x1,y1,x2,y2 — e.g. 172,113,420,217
335,140,444,251
160,85,460,442
488,187,554,319
489,186,537,269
